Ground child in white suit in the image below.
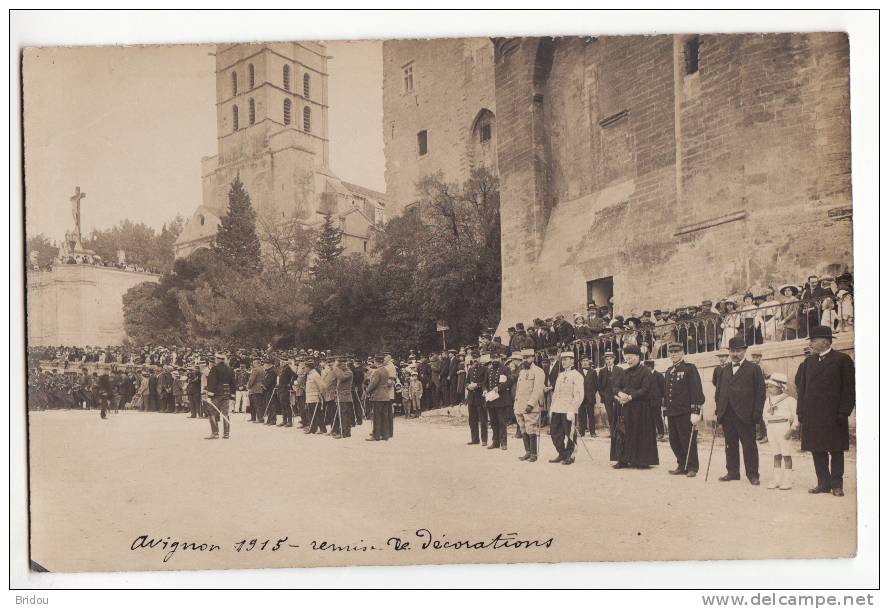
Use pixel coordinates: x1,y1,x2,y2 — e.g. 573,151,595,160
763,373,799,489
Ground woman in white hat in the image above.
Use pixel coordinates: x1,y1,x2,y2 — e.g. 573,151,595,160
763,373,799,489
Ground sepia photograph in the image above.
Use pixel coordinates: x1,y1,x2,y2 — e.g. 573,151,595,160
10,8,879,595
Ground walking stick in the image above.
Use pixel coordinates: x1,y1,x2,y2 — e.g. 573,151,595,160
307,401,319,432
704,420,719,482
684,421,698,471
261,389,275,422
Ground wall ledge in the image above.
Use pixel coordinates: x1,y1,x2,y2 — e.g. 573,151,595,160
674,210,748,236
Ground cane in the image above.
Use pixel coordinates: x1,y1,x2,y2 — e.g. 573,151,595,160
704,420,719,482
684,421,698,471
261,389,275,422
307,401,320,432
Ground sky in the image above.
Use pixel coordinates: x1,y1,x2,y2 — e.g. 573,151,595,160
22,40,384,243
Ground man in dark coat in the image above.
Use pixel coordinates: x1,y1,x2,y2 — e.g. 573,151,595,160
465,351,489,445
597,350,623,434
483,352,513,450
796,325,855,496
205,352,236,439
645,360,666,439
275,359,297,427
715,337,766,484
577,355,599,437
186,363,202,418
260,358,278,425
663,342,705,477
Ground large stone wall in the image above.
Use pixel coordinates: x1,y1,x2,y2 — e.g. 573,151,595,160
382,38,497,214
27,265,160,346
493,34,852,331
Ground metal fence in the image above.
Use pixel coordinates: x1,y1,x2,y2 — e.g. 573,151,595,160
537,294,853,368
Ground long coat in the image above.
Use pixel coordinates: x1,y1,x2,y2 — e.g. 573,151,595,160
795,350,855,452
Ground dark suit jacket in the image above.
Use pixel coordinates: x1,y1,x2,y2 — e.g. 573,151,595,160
597,365,623,406
580,366,599,407
714,359,766,424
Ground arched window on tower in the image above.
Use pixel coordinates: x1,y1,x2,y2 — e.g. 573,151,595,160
283,65,291,91
303,73,311,98
303,106,311,132
249,98,256,125
283,99,292,125
248,64,255,89
231,71,238,95
232,104,239,131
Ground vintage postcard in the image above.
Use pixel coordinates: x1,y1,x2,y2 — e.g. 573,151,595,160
23,32,856,574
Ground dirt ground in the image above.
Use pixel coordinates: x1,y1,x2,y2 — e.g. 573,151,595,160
27,408,856,573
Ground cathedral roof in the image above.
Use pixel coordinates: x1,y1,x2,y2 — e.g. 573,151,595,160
175,205,222,247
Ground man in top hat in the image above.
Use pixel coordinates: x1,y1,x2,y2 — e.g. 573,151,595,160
597,350,623,435
714,337,766,484
663,342,705,477
577,354,599,437
795,325,855,496
548,351,585,465
205,352,236,439
513,348,546,461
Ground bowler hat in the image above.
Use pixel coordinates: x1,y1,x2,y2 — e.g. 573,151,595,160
727,337,747,350
809,325,834,341
623,344,642,356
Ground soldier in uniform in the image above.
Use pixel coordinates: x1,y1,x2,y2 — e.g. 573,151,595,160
365,355,391,441
548,351,585,465
303,360,325,434
483,351,512,450
205,352,236,439
663,342,705,477
275,358,297,427
330,355,355,439
465,350,489,446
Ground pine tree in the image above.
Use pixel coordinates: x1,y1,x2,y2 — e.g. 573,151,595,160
313,212,345,266
212,177,262,273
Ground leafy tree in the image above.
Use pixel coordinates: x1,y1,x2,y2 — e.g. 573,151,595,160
26,233,59,269
81,215,183,273
312,213,345,269
257,213,316,280
212,177,262,274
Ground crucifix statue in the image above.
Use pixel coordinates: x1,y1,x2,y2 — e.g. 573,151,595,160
69,186,86,246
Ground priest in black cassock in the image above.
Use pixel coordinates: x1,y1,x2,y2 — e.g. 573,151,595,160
610,344,660,469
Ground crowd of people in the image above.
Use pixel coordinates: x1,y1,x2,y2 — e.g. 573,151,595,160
29,252,161,274
28,310,855,496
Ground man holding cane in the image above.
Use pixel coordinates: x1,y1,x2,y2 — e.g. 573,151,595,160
663,342,705,477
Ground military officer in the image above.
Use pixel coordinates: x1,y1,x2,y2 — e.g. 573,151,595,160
465,350,489,446
663,342,706,477
205,352,236,439
484,351,513,450
513,348,546,461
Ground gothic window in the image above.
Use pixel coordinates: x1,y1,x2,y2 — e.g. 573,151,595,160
283,65,291,91
303,106,311,132
685,36,700,75
480,123,492,143
249,98,256,125
403,63,414,93
232,104,239,131
303,73,311,98
231,71,238,95
283,99,292,125
417,130,428,156
248,63,255,89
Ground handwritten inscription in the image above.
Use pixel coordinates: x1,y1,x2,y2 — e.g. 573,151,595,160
130,530,554,563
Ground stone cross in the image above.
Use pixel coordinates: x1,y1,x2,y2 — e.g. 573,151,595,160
69,186,86,244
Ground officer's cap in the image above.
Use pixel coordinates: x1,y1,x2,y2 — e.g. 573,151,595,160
667,342,684,352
